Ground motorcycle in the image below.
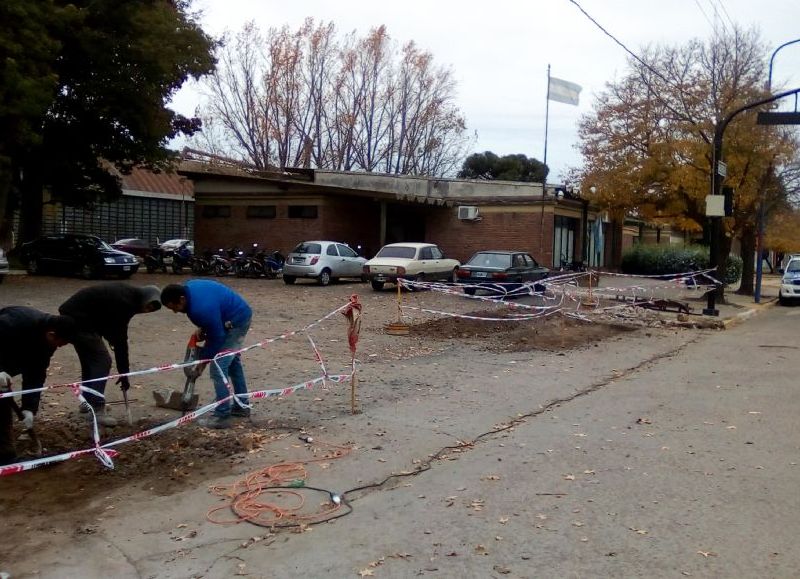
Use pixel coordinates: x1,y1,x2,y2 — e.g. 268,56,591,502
235,244,265,278
190,249,214,275
144,246,167,273
211,247,238,277
262,250,285,278
165,244,193,274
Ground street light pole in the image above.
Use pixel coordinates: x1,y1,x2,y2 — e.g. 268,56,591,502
768,39,800,92
755,38,800,304
705,87,800,315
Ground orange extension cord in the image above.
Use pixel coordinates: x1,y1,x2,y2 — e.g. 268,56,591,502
206,438,352,527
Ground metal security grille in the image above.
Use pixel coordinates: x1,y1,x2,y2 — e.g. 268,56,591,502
41,195,194,245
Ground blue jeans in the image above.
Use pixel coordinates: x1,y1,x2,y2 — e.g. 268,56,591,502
209,317,251,417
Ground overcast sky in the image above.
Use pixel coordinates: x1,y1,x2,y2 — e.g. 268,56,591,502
171,0,800,181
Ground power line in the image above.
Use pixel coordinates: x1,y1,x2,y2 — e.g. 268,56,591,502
693,0,715,34
709,0,737,32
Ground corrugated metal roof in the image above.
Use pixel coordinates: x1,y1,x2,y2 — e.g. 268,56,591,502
121,166,193,199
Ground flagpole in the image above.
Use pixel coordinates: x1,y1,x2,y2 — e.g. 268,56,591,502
541,64,550,257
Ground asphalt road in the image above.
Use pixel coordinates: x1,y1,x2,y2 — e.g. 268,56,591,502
3,284,798,578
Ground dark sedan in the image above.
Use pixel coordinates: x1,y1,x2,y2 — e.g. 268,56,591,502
455,250,549,295
20,234,139,279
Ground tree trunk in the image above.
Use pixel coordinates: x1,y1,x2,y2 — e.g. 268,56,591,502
737,226,755,296
18,164,44,244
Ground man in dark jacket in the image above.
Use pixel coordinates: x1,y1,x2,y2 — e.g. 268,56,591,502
161,280,252,429
0,307,76,465
59,283,162,427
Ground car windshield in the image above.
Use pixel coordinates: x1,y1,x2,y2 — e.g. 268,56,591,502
292,242,322,255
77,237,112,250
375,246,417,259
467,253,512,269
786,260,800,273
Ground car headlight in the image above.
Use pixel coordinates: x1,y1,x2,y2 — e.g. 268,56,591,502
104,257,115,264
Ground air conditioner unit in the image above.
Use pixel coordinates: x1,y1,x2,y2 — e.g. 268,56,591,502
457,206,480,220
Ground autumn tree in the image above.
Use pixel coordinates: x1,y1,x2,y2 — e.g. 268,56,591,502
194,19,470,176
0,0,215,244
573,26,799,285
458,151,548,182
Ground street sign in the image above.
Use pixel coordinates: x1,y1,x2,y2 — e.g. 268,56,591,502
717,161,727,177
706,195,725,217
757,111,800,125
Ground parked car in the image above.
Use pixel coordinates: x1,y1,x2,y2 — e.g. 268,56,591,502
20,234,139,279
283,241,367,286
111,238,151,262
363,242,460,291
779,257,800,305
778,253,800,274
455,250,549,295
0,248,8,283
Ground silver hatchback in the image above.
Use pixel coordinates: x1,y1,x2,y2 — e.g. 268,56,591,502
282,241,367,286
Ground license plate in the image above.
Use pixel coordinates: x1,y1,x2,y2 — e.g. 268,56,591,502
123,266,130,271
374,275,386,281
474,271,488,278
163,257,173,264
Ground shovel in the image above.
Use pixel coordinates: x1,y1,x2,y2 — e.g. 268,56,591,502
181,334,204,415
9,398,42,457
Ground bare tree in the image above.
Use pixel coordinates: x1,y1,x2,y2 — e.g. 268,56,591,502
192,19,469,177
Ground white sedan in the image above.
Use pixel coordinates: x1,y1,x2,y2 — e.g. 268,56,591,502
363,242,460,291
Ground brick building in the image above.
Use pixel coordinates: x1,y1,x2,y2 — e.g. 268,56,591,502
179,161,620,268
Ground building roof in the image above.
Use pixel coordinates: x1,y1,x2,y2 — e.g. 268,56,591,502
114,166,194,199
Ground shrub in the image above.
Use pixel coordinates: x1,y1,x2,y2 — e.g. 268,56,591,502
621,244,742,285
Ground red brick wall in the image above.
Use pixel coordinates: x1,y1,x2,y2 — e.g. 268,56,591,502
426,208,553,265
195,198,381,256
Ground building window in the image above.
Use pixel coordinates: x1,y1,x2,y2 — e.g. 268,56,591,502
202,205,231,218
288,205,318,219
246,205,276,219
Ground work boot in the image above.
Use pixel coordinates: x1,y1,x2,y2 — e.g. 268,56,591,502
85,406,118,428
197,414,232,429
230,405,251,418
0,449,17,466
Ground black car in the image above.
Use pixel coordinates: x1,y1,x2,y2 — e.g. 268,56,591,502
20,234,139,279
455,250,549,295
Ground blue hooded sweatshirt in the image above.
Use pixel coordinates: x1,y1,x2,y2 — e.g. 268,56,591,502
183,280,252,357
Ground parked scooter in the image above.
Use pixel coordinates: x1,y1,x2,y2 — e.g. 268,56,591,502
262,250,285,278
165,243,193,274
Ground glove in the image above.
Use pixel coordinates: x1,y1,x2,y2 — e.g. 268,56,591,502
22,410,34,430
0,371,12,392
116,376,131,392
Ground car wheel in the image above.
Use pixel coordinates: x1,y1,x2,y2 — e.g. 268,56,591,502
360,274,368,283
371,280,384,291
27,258,40,275
283,275,296,285
464,287,476,296
318,268,332,286
81,263,97,279
779,292,786,306
450,268,459,283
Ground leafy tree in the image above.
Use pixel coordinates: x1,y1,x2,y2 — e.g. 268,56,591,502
573,26,799,282
0,0,216,243
458,151,548,182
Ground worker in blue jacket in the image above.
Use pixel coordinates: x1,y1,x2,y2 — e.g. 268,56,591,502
160,281,252,429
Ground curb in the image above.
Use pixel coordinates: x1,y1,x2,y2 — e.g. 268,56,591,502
722,298,777,329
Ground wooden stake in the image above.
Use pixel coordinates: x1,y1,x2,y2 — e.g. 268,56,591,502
351,358,358,414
